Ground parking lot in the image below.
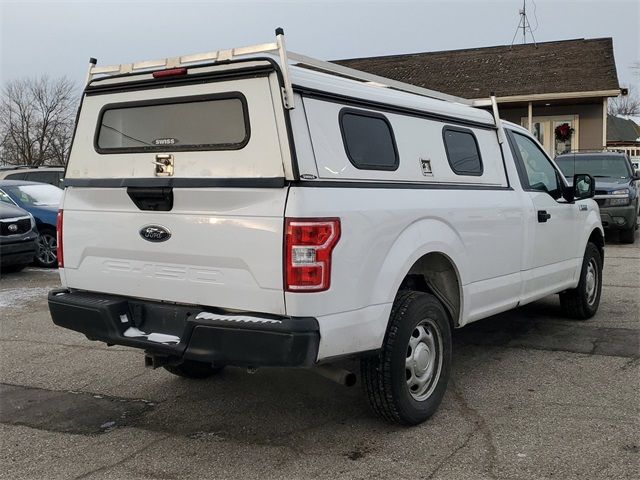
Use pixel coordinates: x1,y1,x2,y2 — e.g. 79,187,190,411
0,231,638,480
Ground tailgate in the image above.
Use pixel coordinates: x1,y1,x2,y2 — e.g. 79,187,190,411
62,187,287,314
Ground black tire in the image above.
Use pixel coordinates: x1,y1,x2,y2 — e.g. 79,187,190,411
559,242,602,320
619,226,636,244
35,229,58,268
361,291,452,425
164,360,225,379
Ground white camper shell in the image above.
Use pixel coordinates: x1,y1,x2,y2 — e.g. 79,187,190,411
49,30,605,425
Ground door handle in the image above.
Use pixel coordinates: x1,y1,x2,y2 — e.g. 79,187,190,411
538,210,551,222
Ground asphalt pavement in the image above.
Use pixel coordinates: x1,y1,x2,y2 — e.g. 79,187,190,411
1,230,638,480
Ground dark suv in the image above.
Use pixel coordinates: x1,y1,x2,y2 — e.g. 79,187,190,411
0,203,38,272
555,152,639,243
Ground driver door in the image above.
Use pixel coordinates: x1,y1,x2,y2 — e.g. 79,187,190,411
507,130,580,300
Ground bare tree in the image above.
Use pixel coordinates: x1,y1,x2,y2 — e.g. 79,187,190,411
609,86,640,116
0,76,78,166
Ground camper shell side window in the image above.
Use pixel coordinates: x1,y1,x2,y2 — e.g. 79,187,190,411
442,126,484,176
339,108,399,171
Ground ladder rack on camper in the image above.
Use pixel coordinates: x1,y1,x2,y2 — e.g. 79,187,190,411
84,28,505,138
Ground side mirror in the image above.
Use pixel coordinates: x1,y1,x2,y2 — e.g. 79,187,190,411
573,173,596,200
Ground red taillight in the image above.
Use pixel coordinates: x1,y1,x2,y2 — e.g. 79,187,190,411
56,209,63,268
152,67,187,78
285,218,340,292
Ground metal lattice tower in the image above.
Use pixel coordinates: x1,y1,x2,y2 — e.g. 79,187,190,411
511,0,537,46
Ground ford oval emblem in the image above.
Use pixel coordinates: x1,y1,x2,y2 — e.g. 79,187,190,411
139,225,171,242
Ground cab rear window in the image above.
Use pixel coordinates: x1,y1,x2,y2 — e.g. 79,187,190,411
95,93,250,153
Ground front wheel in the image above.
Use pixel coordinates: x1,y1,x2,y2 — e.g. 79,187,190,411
559,242,602,319
620,220,637,243
619,208,638,244
619,225,636,244
361,291,452,425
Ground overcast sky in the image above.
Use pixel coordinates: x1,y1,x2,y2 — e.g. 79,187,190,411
1,0,638,91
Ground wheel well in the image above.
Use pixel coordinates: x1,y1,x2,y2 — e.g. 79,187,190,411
398,252,461,328
588,229,605,264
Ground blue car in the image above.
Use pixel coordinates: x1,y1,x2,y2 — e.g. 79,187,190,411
0,180,62,267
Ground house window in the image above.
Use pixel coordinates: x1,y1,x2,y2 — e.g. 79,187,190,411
339,109,399,170
442,126,483,176
521,115,579,157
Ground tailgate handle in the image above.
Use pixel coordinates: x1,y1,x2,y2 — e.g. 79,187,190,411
127,187,174,211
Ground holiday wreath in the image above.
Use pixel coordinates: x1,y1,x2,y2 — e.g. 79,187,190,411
554,123,574,142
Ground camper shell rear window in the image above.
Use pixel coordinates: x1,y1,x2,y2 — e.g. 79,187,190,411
95,92,250,153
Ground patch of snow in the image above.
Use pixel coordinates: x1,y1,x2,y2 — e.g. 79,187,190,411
146,332,180,344
195,311,281,324
615,114,640,125
24,268,60,274
123,327,146,338
0,287,50,308
122,326,179,344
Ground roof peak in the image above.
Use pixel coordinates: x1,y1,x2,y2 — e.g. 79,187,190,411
337,37,613,63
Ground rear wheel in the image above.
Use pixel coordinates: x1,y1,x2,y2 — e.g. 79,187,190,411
164,360,225,379
559,242,602,320
35,229,57,268
361,291,452,425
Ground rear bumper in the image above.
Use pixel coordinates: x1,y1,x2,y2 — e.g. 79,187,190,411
0,235,37,266
48,289,319,367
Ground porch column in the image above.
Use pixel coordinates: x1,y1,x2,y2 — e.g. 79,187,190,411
527,102,533,132
602,98,608,149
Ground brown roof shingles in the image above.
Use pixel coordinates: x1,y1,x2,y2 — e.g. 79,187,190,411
334,38,620,99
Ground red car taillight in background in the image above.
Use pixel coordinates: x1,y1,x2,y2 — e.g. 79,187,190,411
56,209,64,268
284,218,340,292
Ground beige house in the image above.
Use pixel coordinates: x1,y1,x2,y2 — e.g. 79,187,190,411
337,38,621,157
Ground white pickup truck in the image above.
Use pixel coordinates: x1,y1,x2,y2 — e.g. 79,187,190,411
49,30,604,425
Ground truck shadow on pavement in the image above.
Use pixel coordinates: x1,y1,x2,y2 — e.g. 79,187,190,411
453,297,638,358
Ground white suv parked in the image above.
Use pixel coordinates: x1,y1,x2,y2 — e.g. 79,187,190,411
49,31,604,425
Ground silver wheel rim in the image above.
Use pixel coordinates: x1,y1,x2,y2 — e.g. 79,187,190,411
36,233,57,266
585,258,598,306
406,319,443,401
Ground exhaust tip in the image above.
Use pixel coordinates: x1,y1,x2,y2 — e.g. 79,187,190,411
344,372,357,387
314,365,357,387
